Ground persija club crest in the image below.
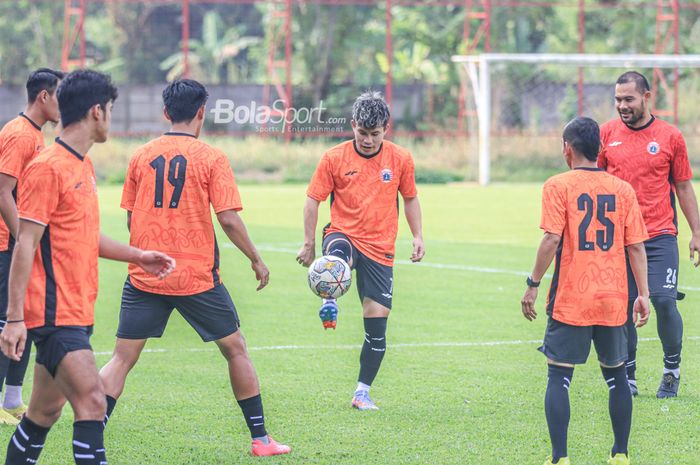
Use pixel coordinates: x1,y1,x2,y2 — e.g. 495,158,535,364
647,141,660,155
380,168,393,183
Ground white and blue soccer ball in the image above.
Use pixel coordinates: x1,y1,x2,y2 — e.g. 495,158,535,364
307,255,352,299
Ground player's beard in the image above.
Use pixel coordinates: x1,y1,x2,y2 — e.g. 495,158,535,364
618,104,645,128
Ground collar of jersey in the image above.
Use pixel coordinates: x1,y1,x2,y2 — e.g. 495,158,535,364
353,141,383,159
574,167,603,172
625,115,655,132
19,112,41,131
55,137,84,161
164,131,197,138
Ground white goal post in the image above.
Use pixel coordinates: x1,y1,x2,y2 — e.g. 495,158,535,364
451,53,700,185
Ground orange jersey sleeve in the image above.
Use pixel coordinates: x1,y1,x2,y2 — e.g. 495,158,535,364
209,150,242,213
121,156,138,211
540,178,567,235
0,134,37,179
670,130,692,183
17,161,60,225
622,185,649,246
306,152,334,201
398,153,417,198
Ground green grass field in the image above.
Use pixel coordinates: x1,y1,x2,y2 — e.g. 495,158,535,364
2,183,699,465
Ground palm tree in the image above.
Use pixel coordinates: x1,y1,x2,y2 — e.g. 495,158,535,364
160,11,260,83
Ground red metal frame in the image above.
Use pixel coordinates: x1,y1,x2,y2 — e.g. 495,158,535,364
61,0,86,71
652,0,680,124
61,0,693,135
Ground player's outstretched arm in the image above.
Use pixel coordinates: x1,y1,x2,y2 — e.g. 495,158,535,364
98,233,176,279
674,180,700,267
521,232,561,321
0,174,19,239
296,196,320,267
403,196,424,262
0,219,44,361
627,242,650,328
216,209,269,291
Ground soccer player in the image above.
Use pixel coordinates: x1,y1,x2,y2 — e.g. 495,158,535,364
0,68,63,426
599,71,700,398
98,79,291,457
0,70,175,465
522,117,651,465
296,91,425,410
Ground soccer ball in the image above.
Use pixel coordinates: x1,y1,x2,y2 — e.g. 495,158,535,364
307,255,352,299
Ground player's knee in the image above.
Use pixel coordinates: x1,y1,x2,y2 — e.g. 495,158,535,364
651,296,678,318
28,404,64,427
216,331,249,361
72,389,107,420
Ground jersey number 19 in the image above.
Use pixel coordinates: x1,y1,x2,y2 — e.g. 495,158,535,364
150,154,187,209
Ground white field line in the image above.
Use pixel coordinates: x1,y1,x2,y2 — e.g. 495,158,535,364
93,336,699,357
226,243,700,292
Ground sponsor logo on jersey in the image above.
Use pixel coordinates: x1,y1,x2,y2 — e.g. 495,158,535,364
647,141,660,155
345,170,358,176
380,168,393,183
663,284,676,289
608,141,622,147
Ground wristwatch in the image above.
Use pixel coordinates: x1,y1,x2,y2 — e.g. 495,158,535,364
526,276,540,288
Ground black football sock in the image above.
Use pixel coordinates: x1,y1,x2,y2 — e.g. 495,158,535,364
103,396,117,426
5,416,50,465
358,317,388,387
237,394,267,441
624,300,637,380
72,421,107,465
651,296,683,374
602,365,632,456
545,364,573,463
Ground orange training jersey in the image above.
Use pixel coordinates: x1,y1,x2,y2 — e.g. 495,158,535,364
18,139,100,329
306,140,418,266
0,114,45,251
599,117,692,238
541,168,648,327
122,132,242,295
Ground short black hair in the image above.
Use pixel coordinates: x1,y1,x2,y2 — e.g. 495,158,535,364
563,117,600,162
352,90,391,129
616,71,650,94
162,79,209,123
26,68,64,103
57,70,118,128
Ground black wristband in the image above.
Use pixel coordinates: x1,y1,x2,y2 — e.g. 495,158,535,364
5,319,24,324
526,276,540,288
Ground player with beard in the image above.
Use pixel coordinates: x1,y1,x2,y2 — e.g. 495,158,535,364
598,71,700,398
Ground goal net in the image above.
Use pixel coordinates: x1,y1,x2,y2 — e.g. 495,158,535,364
452,54,700,184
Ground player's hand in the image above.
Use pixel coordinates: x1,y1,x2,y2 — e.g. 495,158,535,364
521,287,538,321
0,321,27,362
689,233,700,267
296,243,315,267
251,258,270,291
410,236,425,262
633,295,650,328
137,251,176,279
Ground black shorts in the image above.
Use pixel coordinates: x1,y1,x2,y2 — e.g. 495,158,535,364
627,234,679,300
29,326,93,377
0,248,11,321
539,317,628,366
322,232,394,309
117,279,240,342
